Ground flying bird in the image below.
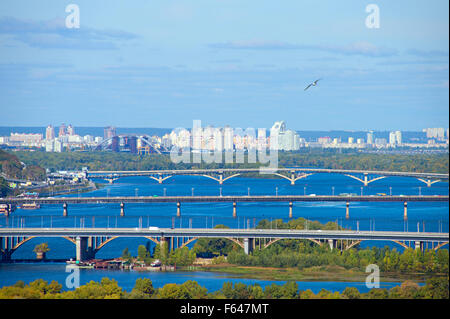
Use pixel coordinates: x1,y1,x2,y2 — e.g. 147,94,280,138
304,78,321,91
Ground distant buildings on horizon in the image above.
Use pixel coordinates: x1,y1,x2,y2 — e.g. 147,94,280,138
0,122,448,153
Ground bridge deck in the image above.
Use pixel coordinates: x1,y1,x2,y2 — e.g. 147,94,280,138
86,168,449,179
0,228,447,242
0,195,447,204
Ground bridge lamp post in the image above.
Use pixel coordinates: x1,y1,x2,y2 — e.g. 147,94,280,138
220,187,222,197
275,187,278,196
248,187,250,196
419,187,422,196
135,188,138,197
163,188,166,197
332,186,335,196
304,187,306,196
389,187,392,196
360,187,363,196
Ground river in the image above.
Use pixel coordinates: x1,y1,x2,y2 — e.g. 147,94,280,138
0,174,447,293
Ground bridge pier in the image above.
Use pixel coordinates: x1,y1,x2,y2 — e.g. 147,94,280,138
233,202,237,218
289,202,293,218
415,241,423,251
63,203,68,217
120,202,125,217
346,202,350,220
244,238,254,255
403,202,408,221
3,204,11,217
75,236,87,261
328,239,336,250
177,202,181,217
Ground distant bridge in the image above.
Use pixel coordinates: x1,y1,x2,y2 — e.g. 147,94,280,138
1,195,447,219
85,168,449,186
0,228,448,261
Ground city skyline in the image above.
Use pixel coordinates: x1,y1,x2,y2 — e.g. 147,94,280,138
0,1,448,130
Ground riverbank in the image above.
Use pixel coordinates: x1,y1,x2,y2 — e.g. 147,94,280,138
195,263,445,283
36,180,102,197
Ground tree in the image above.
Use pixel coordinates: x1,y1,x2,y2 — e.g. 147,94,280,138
342,287,361,299
33,243,50,259
128,278,154,299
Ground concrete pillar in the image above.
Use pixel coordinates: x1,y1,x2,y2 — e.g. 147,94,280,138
63,203,68,217
328,239,336,250
403,202,408,221
76,236,88,262
415,241,423,251
4,204,11,217
244,238,254,255
176,202,181,217
120,202,125,217
363,174,368,187
0,237,12,262
290,172,295,186
219,173,223,185
233,201,237,218
345,202,350,220
289,202,293,219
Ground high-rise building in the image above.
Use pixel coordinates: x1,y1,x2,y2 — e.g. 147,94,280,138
224,126,233,151
58,123,67,137
367,131,374,145
46,125,55,140
270,121,286,150
395,131,402,145
104,126,116,140
257,128,267,150
111,136,119,152
67,124,75,136
389,131,397,145
54,140,63,152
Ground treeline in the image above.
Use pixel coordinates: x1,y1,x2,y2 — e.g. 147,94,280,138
227,243,449,274
0,149,46,181
0,276,447,299
11,149,449,173
228,218,449,274
121,244,197,267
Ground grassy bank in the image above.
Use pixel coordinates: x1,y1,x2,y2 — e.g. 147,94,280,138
195,263,445,283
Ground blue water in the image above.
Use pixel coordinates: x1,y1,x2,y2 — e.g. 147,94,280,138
0,263,411,294
0,174,447,292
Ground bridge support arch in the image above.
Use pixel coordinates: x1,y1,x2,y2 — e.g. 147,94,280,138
345,173,386,186
149,175,172,184
417,178,441,187
272,172,313,186
202,172,241,185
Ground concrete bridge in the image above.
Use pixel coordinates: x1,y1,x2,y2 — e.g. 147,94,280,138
85,168,448,186
0,227,448,261
0,195,447,219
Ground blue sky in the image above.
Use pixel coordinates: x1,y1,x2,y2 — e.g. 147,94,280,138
0,0,448,130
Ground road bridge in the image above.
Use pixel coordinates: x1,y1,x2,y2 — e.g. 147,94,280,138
85,168,449,186
0,195,447,219
0,228,447,261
